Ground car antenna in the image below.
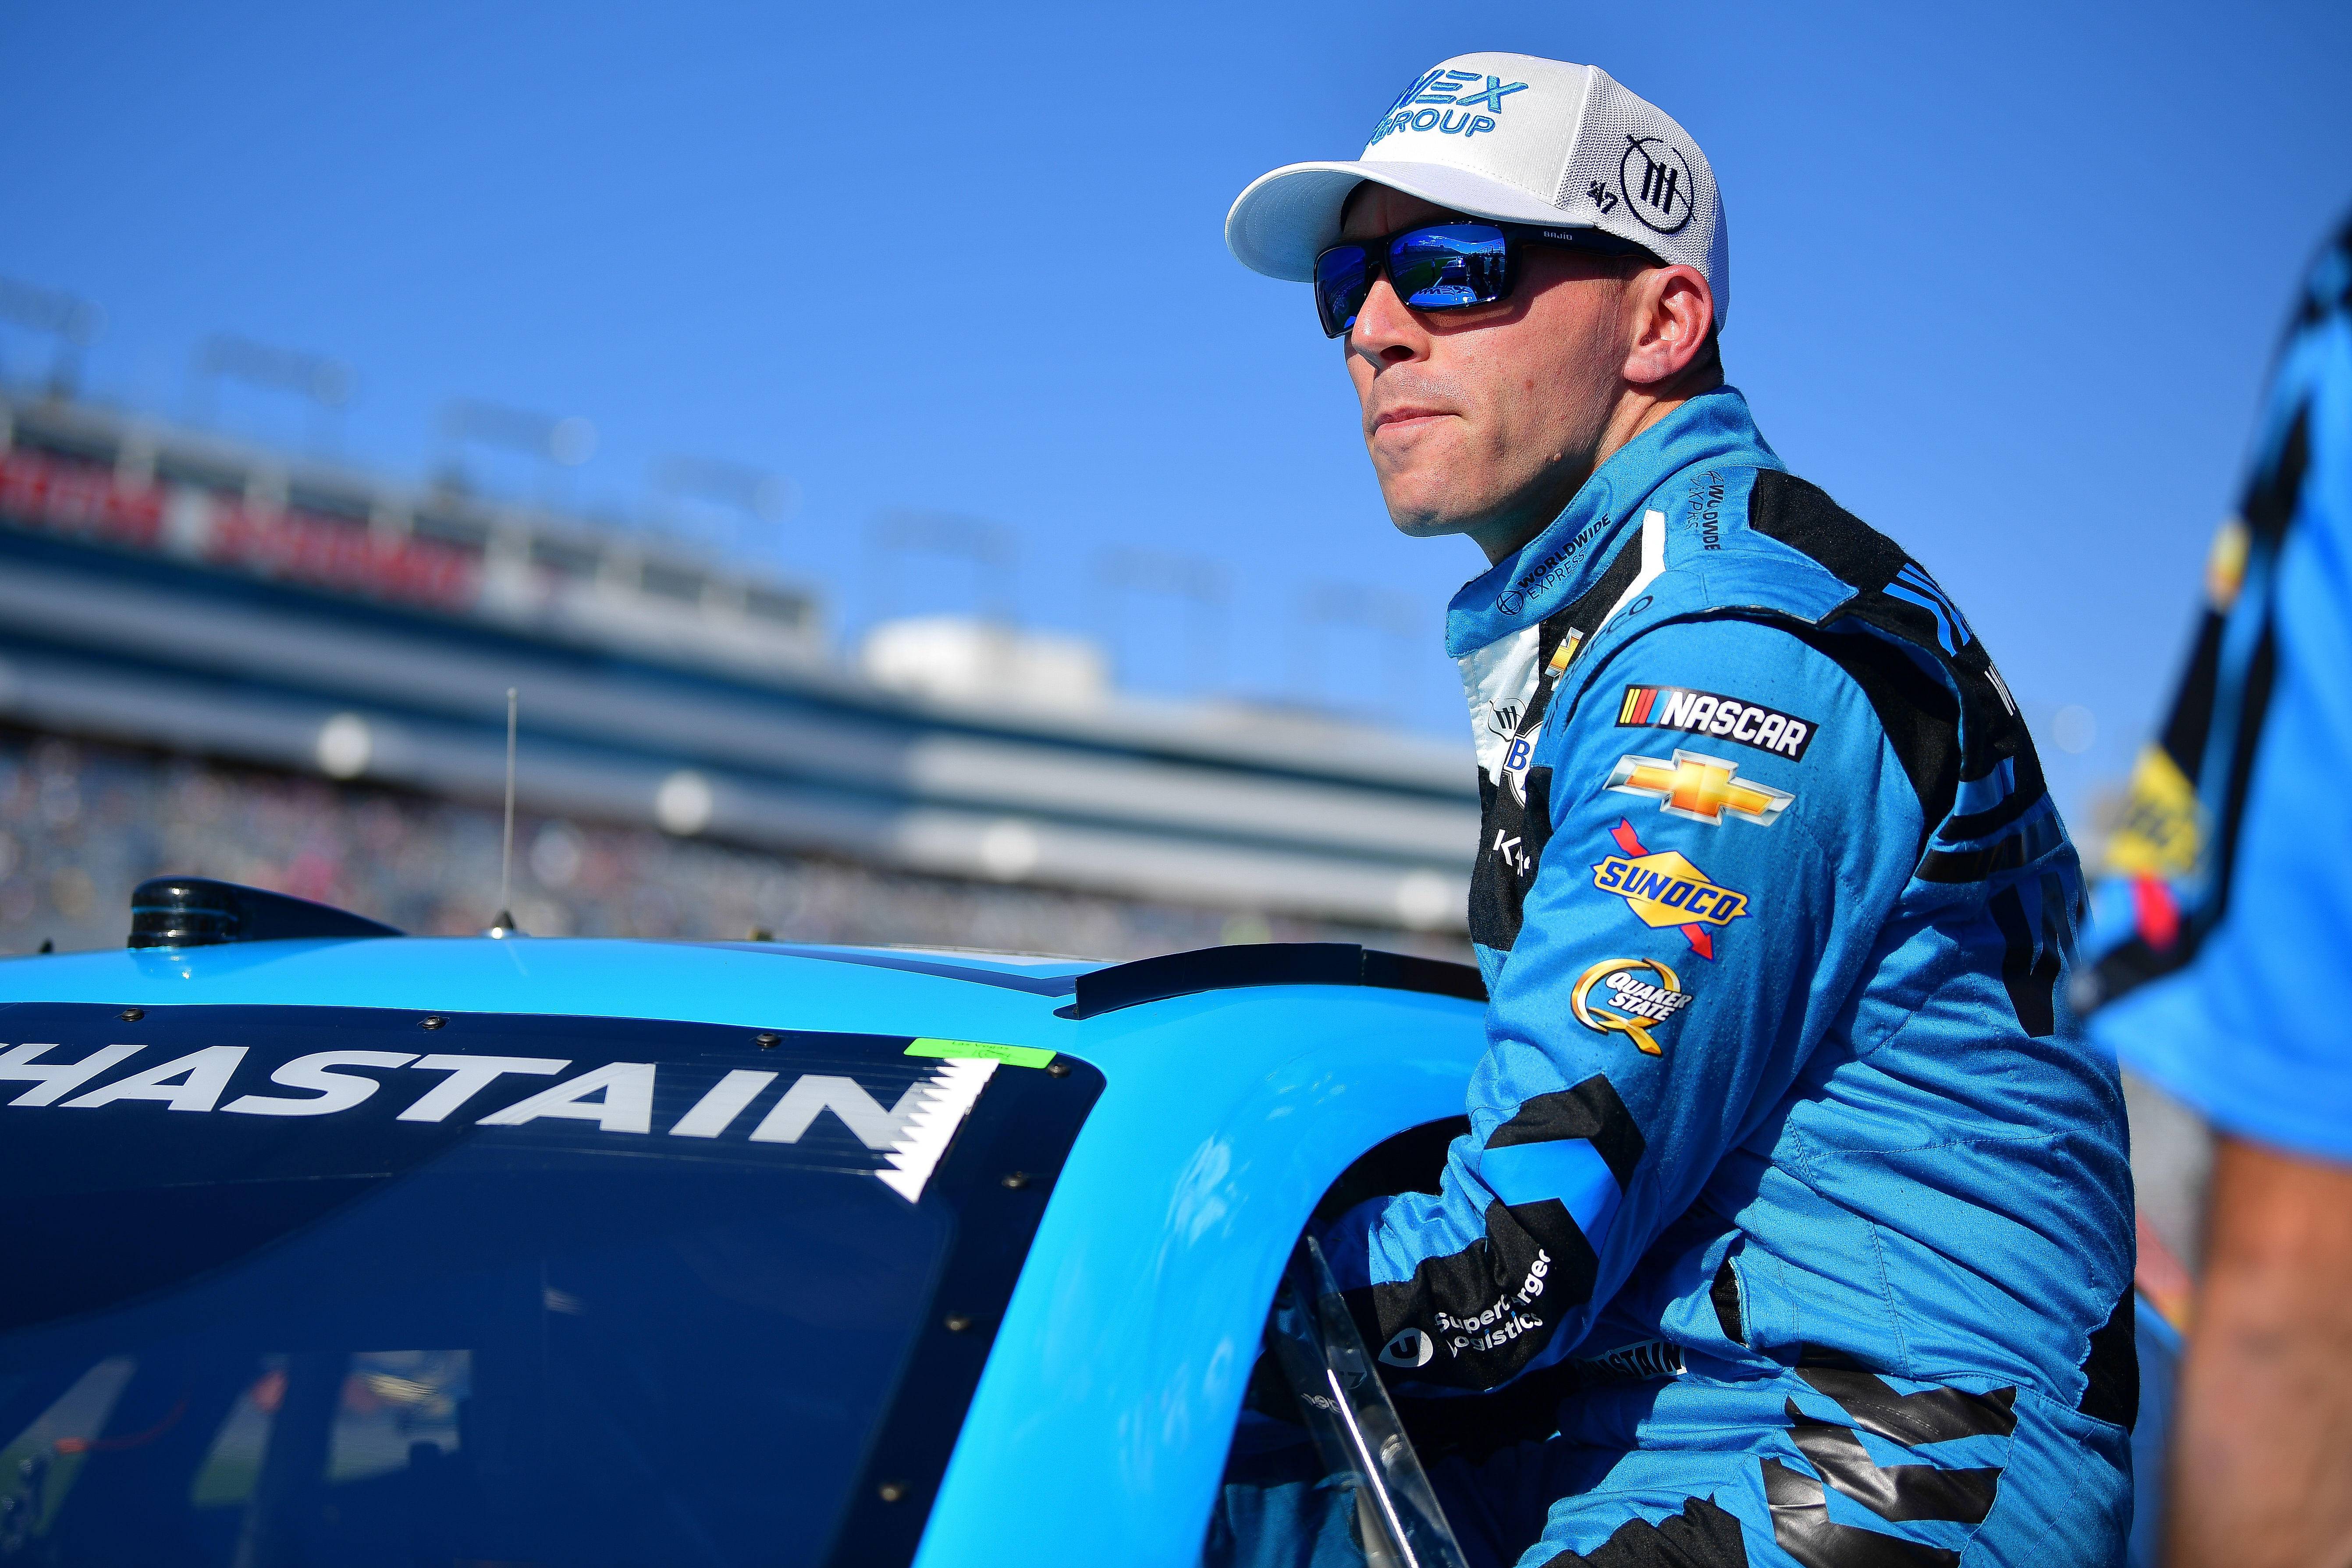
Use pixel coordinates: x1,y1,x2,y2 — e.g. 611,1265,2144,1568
490,686,519,937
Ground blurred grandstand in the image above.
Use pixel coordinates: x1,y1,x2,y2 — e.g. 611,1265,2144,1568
0,387,1479,959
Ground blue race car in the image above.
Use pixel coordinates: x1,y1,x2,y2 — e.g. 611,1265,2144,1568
0,878,2180,1566
0,878,1496,1567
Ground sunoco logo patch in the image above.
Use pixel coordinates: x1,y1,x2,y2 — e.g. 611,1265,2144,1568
1591,851,1749,927
1589,818,1750,960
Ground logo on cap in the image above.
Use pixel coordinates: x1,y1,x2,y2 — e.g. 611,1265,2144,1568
1618,135,1693,235
1367,67,1529,146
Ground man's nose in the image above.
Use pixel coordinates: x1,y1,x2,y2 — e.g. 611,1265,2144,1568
1349,274,1424,364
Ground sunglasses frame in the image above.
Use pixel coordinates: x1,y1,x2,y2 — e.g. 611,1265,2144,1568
1314,219,1659,339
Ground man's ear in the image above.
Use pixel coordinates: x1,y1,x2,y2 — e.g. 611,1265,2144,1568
1622,264,1716,389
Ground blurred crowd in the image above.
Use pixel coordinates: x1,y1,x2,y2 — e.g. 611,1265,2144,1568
0,726,1457,963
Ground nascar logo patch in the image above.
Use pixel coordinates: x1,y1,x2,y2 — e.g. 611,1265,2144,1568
1617,685,1818,761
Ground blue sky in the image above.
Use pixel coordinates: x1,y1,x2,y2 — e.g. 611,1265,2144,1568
4,0,2348,827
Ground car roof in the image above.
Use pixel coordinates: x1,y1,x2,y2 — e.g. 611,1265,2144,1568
0,933,1485,1052
0,937,1093,1049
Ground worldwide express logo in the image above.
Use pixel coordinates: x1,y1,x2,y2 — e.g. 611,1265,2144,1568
1368,68,1528,145
1590,818,1749,960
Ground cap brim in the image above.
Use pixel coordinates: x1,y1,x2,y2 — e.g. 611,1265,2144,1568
1226,160,1587,281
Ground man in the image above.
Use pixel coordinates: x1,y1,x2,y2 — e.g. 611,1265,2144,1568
1221,53,2135,1566
2080,214,2352,1567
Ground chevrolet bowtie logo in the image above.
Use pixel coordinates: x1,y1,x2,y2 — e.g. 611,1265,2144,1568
1606,749,1794,827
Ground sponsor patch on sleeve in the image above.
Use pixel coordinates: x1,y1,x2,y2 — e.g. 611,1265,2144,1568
1589,819,1751,960
1617,685,1819,760
1606,750,1794,827
1570,958,1691,1056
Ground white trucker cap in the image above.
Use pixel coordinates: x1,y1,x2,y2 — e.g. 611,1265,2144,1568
1226,53,1728,325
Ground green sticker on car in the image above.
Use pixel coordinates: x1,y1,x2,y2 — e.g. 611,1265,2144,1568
905,1037,1057,1070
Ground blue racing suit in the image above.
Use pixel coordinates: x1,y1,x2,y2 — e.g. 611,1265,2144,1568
1292,387,2135,1567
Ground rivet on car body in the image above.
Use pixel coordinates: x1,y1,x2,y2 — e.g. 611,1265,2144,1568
943,1313,973,1332
119,1007,144,1022
1046,1060,1070,1078
755,1032,781,1049
1000,1171,1029,1189
421,1016,446,1031
877,1481,907,1503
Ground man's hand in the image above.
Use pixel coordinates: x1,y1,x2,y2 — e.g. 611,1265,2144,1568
2169,1136,2352,1567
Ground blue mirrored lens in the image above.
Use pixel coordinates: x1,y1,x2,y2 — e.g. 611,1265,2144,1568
1391,224,1509,309
1314,245,1371,337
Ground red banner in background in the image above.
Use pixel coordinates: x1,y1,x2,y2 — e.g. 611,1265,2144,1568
202,500,479,610
0,445,481,614
0,445,163,548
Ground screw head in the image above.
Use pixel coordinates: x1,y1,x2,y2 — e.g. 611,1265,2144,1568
876,1481,907,1504
1045,1060,1070,1078
1000,1171,1030,1190
755,1032,781,1049
943,1313,973,1332
420,1016,446,1031
118,1007,144,1023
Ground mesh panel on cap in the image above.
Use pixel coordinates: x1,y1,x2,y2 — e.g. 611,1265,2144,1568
1553,69,1727,324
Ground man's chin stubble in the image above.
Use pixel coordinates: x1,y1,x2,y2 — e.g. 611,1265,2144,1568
1380,496,1492,541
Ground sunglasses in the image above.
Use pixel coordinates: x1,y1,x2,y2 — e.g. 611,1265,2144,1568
1313,220,1656,339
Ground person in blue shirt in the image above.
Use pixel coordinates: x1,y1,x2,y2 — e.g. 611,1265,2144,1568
2080,213,2352,1568
1215,52,2135,1567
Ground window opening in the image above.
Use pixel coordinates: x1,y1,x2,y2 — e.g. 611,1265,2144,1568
1201,1119,1475,1568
